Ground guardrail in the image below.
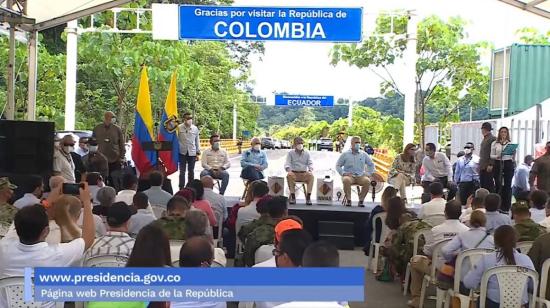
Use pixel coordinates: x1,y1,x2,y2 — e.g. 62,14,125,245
199,139,243,155
372,149,394,182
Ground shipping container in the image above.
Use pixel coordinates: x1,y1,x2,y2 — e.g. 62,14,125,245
489,44,550,117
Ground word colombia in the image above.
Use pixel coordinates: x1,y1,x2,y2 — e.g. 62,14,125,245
214,21,326,39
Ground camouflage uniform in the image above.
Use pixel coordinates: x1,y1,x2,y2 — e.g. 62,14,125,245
243,218,277,267
514,219,547,242
152,216,186,240
512,201,547,242
0,177,18,235
389,218,432,275
238,215,272,243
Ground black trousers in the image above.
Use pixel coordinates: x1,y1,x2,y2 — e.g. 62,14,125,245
493,160,515,212
480,168,495,192
178,154,196,189
422,176,457,201
107,162,122,191
458,181,477,206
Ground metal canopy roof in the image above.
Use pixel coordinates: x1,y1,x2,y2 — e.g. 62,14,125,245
0,0,133,32
498,0,550,19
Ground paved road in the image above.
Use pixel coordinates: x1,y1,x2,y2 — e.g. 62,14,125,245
167,149,423,204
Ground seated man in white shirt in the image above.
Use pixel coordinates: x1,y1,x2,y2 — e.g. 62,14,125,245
85,172,104,205
200,134,231,195
201,175,228,223
184,210,226,267
172,236,226,308
128,192,156,237
0,185,95,306
418,182,447,225
84,202,135,259
143,171,172,208
408,201,469,308
421,143,456,201
530,190,549,224
115,173,139,205
460,196,486,226
13,175,43,209
236,180,269,235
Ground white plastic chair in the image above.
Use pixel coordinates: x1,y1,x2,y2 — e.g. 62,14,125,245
151,205,166,219
424,214,446,226
215,211,224,248
0,276,63,308
403,228,432,295
255,244,275,265
517,241,534,254
170,239,185,263
479,265,538,308
83,254,129,267
443,248,494,308
419,238,452,308
537,258,550,307
366,212,388,273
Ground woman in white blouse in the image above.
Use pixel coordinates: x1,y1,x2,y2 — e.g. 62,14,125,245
490,127,515,213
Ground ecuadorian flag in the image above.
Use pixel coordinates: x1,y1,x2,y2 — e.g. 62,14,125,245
158,72,179,175
131,67,157,174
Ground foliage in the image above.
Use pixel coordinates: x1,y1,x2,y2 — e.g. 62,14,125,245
330,13,490,143
272,106,404,152
517,28,550,45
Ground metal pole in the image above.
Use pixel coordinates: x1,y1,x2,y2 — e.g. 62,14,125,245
232,102,237,140
347,98,353,127
6,0,16,120
27,30,38,121
501,48,507,120
64,20,78,130
403,11,418,147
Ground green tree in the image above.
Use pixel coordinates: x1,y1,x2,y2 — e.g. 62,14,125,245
331,14,490,145
516,28,550,45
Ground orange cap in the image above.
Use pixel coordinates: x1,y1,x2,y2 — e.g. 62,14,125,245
275,219,303,242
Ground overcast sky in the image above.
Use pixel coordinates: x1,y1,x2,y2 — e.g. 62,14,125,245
233,0,550,103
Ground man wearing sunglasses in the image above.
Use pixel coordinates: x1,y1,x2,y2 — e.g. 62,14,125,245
453,142,480,205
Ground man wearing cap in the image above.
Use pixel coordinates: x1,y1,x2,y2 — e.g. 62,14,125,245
177,112,201,189
253,217,304,268
75,137,89,157
241,137,268,181
453,142,480,205
512,200,547,242
53,135,77,183
479,122,497,192
84,201,135,259
243,196,288,267
285,136,314,205
93,111,126,185
0,178,18,235
82,137,109,180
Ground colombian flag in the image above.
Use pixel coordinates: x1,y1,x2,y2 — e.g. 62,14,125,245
131,67,156,174
158,72,180,175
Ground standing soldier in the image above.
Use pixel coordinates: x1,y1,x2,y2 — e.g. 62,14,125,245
92,111,126,190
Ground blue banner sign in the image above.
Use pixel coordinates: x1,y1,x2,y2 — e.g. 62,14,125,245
28,267,365,302
179,6,362,42
275,94,334,107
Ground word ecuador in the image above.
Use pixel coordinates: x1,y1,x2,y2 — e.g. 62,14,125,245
179,6,362,42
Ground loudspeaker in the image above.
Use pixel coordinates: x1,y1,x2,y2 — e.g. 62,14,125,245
0,120,54,176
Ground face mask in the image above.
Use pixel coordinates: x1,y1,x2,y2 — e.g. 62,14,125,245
464,149,472,155
296,144,304,151
54,141,60,147
354,143,360,151
89,145,98,152
253,145,261,151
111,118,116,124
212,142,220,150
64,146,74,153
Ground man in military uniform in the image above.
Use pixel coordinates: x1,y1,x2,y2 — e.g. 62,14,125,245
151,196,190,240
512,200,547,242
0,177,18,235
242,196,288,267
82,138,109,180
92,111,126,190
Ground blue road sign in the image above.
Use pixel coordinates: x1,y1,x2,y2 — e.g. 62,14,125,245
179,6,362,42
275,95,334,107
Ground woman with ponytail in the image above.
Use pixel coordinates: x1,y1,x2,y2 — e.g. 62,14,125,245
464,225,535,307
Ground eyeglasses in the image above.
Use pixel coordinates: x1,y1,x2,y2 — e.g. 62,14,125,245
464,146,473,149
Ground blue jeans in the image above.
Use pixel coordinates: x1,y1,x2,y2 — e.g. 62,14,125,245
200,169,230,195
240,165,263,181
179,154,196,189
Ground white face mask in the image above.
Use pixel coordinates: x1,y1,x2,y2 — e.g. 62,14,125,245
111,118,116,124
185,119,192,126
89,145,98,152
464,148,472,155
296,144,304,151
253,145,261,151
64,146,74,153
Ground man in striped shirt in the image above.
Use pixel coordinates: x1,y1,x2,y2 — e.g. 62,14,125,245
84,202,134,259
